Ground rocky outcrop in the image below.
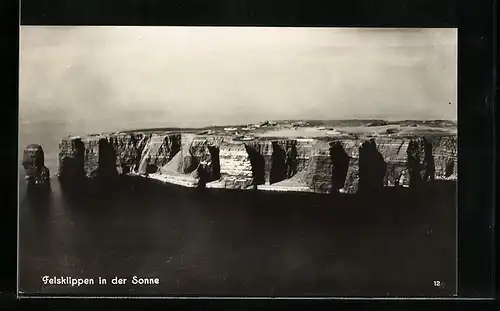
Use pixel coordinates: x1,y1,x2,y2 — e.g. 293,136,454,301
407,137,435,187
22,144,50,186
428,136,457,180
57,131,458,194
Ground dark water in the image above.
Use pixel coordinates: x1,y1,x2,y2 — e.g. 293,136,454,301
18,169,457,297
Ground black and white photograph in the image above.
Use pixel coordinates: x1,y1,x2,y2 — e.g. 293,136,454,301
18,26,458,297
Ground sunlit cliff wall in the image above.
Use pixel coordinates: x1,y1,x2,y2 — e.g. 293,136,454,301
58,132,457,194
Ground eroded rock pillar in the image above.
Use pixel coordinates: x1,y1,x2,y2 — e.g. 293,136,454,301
22,144,50,186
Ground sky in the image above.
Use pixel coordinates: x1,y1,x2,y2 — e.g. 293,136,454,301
19,26,457,133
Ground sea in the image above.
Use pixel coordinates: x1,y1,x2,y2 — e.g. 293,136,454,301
18,120,457,297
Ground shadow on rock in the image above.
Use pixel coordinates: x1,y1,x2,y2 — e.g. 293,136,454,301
358,139,387,194
245,145,266,186
329,142,350,193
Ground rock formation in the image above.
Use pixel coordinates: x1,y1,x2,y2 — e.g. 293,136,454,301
22,144,50,186
56,124,457,194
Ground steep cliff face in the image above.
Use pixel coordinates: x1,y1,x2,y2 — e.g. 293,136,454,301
58,130,457,194
334,139,362,193
428,136,457,180
407,137,435,187
137,133,182,175
207,140,255,189
108,133,142,174
79,136,99,178
153,135,200,187
329,137,442,193
130,133,226,187
265,139,355,194
134,134,150,170
187,136,224,183
270,140,299,184
244,140,272,185
304,141,334,193
60,134,140,180
207,139,299,189
177,134,200,174
373,138,409,188
329,141,351,192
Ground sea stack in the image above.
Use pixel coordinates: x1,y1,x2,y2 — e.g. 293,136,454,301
22,144,50,187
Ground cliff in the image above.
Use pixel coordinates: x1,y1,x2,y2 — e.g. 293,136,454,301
56,121,457,194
